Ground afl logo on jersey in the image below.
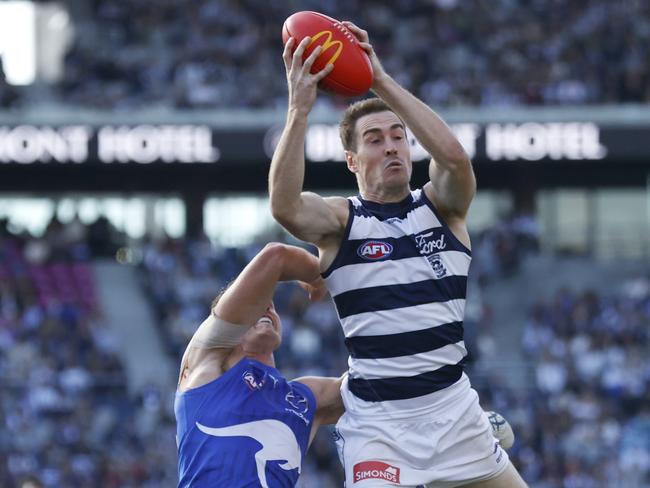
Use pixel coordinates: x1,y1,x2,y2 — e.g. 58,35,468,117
242,368,265,390
357,241,393,261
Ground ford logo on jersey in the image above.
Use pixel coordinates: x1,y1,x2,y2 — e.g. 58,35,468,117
357,241,393,260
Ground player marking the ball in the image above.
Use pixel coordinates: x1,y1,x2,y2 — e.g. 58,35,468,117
270,13,528,488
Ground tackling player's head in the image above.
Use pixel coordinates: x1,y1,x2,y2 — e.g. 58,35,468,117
240,301,282,355
211,288,282,358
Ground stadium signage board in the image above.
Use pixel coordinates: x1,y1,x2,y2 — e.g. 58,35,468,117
0,124,220,165
301,122,609,162
0,121,646,165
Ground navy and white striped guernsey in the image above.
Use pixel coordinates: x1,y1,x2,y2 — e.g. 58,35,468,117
322,188,471,403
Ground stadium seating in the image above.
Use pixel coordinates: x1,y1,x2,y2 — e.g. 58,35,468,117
0,226,177,487
514,283,650,486
4,1,649,109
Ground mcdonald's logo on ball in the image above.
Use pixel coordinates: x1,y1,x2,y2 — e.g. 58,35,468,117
282,11,373,97
309,30,344,65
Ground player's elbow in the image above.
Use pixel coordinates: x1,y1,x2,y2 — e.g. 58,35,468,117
444,144,472,170
259,242,289,268
270,197,290,219
270,199,300,229
256,242,291,278
436,151,473,179
270,202,288,223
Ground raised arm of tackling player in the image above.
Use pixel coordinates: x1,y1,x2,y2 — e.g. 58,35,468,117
178,242,345,439
269,37,348,248
344,22,476,237
178,243,325,388
212,243,325,327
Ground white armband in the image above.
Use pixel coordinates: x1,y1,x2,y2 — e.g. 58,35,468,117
189,315,250,349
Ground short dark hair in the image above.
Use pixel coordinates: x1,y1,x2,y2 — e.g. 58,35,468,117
339,98,393,151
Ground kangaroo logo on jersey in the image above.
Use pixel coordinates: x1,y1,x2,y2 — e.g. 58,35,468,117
357,240,393,260
196,420,302,488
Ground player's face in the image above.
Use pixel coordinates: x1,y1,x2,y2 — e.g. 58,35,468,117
347,111,412,195
241,301,282,353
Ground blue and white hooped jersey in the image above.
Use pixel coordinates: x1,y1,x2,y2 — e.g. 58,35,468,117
323,189,471,410
174,358,316,488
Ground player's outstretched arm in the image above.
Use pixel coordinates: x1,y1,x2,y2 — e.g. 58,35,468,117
269,38,346,245
178,244,323,388
343,21,476,221
187,243,321,350
213,243,320,327
293,375,345,442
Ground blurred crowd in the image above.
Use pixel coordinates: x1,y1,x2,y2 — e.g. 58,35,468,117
2,215,649,487
472,211,540,285
3,0,649,110
515,280,650,486
0,220,176,487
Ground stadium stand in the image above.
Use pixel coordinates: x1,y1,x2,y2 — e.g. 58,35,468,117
8,0,649,109
515,281,650,486
0,221,177,487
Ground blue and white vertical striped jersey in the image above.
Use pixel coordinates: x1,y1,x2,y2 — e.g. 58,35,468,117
323,189,471,412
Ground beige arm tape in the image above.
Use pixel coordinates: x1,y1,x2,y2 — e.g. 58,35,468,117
189,314,250,349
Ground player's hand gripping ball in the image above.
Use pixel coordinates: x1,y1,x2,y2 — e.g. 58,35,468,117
282,11,373,97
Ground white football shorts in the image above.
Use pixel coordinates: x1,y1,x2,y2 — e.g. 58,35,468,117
334,375,509,487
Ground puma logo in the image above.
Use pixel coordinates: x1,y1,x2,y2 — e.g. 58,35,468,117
196,419,302,487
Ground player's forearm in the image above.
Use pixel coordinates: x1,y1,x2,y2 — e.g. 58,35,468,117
373,75,469,171
249,243,319,286
269,111,309,221
296,375,345,427
278,245,320,283
209,243,318,328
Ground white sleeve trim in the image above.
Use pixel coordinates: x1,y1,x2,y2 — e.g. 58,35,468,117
189,315,250,349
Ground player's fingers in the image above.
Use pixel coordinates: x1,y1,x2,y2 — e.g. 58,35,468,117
302,45,322,74
342,21,368,42
282,38,295,71
292,36,312,68
313,63,334,82
358,41,373,55
345,21,367,38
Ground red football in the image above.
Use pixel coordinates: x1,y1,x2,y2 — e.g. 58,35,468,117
282,11,373,97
